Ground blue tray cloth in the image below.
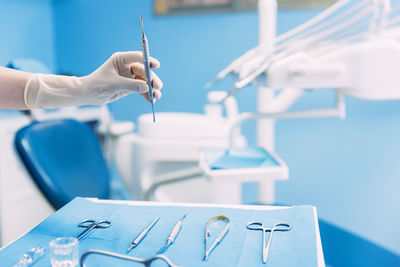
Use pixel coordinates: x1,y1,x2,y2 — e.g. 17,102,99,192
0,198,319,267
204,147,280,170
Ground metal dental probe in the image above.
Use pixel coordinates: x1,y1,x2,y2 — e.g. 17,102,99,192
127,216,160,252
140,14,156,122
157,213,187,254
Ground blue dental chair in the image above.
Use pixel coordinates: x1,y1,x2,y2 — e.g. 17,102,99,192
14,119,110,209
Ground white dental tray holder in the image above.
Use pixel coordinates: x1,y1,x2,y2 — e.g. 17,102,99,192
199,147,289,202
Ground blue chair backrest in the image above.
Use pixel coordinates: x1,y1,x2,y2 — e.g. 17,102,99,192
14,119,110,209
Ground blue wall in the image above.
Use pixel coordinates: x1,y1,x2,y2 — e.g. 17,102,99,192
51,0,400,255
1,0,397,256
0,0,55,70
0,0,55,118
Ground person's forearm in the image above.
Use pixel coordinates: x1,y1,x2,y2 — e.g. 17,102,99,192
0,66,30,110
0,52,162,110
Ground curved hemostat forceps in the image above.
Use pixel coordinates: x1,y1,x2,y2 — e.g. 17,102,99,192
203,215,230,261
246,222,291,264
77,219,111,241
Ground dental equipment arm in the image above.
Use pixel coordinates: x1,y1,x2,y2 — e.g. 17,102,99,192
228,92,346,146
24,51,163,109
267,38,400,100
207,0,354,86
239,2,375,78
144,166,204,201
214,0,378,100
211,0,396,99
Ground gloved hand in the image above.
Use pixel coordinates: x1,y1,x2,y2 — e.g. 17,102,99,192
24,51,163,109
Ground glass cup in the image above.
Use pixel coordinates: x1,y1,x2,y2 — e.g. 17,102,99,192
49,237,79,267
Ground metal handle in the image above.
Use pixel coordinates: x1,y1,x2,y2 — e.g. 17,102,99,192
140,14,155,122
263,228,273,263
81,249,181,267
77,224,96,241
132,216,160,246
168,221,182,243
77,220,111,241
246,221,291,263
204,216,230,260
247,221,264,231
264,223,291,263
273,223,291,231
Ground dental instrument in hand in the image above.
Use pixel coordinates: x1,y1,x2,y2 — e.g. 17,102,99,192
128,216,160,252
77,219,111,241
140,14,156,123
157,213,187,254
203,215,230,261
246,222,291,264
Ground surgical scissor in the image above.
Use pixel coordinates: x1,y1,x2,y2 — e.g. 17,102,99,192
77,219,111,241
246,221,291,264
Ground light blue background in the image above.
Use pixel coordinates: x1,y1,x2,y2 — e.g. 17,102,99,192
1,0,399,256
0,0,54,70
0,0,54,118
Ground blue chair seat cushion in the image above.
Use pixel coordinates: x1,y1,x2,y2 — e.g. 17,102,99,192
14,119,110,209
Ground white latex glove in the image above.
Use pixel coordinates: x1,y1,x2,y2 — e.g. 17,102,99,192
24,51,163,109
